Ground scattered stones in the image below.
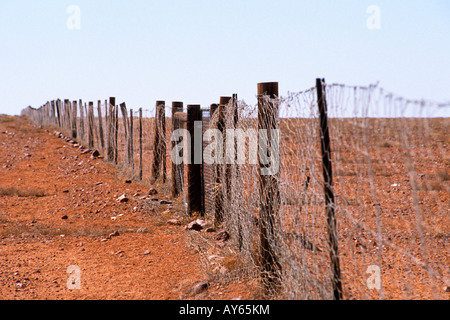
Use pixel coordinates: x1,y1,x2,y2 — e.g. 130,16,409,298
192,281,210,295
91,150,100,160
108,231,120,239
215,230,230,242
196,219,207,227
204,227,216,233
185,219,207,231
125,180,132,184
160,200,172,205
148,188,158,196
167,219,180,226
61,215,68,220
116,194,129,203
91,150,100,158
143,250,151,255
444,286,450,293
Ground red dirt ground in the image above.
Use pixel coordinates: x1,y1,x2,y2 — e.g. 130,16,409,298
0,115,256,300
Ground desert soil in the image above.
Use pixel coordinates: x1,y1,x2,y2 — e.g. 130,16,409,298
0,115,255,300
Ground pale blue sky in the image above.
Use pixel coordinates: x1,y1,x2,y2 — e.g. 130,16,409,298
0,0,449,115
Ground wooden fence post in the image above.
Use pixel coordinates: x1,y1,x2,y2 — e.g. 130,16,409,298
220,96,232,202
139,107,143,180
64,99,70,134
79,100,85,142
56,99,62,128
98,100,105,152
316,78,343,300
115,102,119,165
187,104,203,216
49,101,54,125
210,103,220,226
88,102,94,149
120,102,129,165
257,82,281,293
151,101,166,182
129,109,134,170
212,97,229,226
104,99,108,146
71,101,78,139
171,102,184,197
232,93,243,251
107,97,116,162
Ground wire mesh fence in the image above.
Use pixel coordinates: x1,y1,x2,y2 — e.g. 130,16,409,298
203,83,449,299
21,81,449,300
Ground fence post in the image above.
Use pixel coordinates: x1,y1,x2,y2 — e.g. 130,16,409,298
120,102,129,164
129,108,134,170
98,100,105,152
316,78,343,300
220,96,232,202
56,99,62,128
232,93,243,251
88,102,94,149
50,101,56,125
64,100,70,133
79,100,85,142
211,97,229,226
209,103,219,224
107,97,115,162
151,101,166,182
171,102,184,197
257,82,281,293
187,104,203,216
71,101,78,139
104,99,108,146
115,102,119,165
139,107,143,180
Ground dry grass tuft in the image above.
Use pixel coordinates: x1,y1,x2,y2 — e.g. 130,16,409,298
0,186,48,198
